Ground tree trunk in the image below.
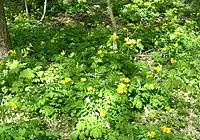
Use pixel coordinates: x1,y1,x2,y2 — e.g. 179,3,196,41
107,0,118,50
40,0,47,22
24,0,29,17
0,0,11,59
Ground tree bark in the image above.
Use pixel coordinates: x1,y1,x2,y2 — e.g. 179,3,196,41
24,0,29,17
0,0,11,59
40,0,47,22
106,0,118,50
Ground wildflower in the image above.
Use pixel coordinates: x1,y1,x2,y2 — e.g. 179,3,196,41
146,74,153,78
153,66,161,72
40,41,45,45
98,50,103,55
8,50,16,56
111,32,118,41
162,48,166,53
97,108,105,117
97,50,104,57
120,77,130,83
64,77,72,83
147,84,155,90
117,83,127,94
125,38,136,45
170,58,175,64
81,78,87,82
87,86,93,92
164,127,171,134
160,126,171,134
147,131,155,138
9,103,17,109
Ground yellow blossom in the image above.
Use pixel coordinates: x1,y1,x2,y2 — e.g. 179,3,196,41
87,86,93,92
98,50,103,55
160,126,171,134
170,58,175,64
97,108,106,117
120,77,130,83
147,84,155,90
111,32,118,41
64,77,72,83
97,50,104,57
9,103,17,109
153,66,161,72
117,83,127,94
8,50,16,56
162,48,166,53
81,78,87,82
146,74,153,78
125,38,136,45
40,41,45,45
147,131,155,138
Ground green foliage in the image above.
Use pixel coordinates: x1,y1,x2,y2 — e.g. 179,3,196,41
1,0,200,139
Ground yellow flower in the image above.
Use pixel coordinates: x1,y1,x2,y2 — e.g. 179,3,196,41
170,58,175,64
97,108,106,117
162,48,166,53
120,77,130,83
111,32,118,41
9,103,17,109
87,86,93,92
147,131,155,138
117,83,127,94
164,127,171,134
8,50,16,56
153,66,161,72
125,38,136,45
64,77,72,83
98,50,103,55
81,78,87,82
147,84,155,90
40,41,45,45
146,74,153,78
97,50,104,57
160,126,171,134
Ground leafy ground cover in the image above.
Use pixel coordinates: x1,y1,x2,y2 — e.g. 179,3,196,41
0,0,200,139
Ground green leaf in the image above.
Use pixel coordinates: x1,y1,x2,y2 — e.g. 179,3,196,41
20,68,35,79
133,95,143,109
71,131,79,140
90,128,102,138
